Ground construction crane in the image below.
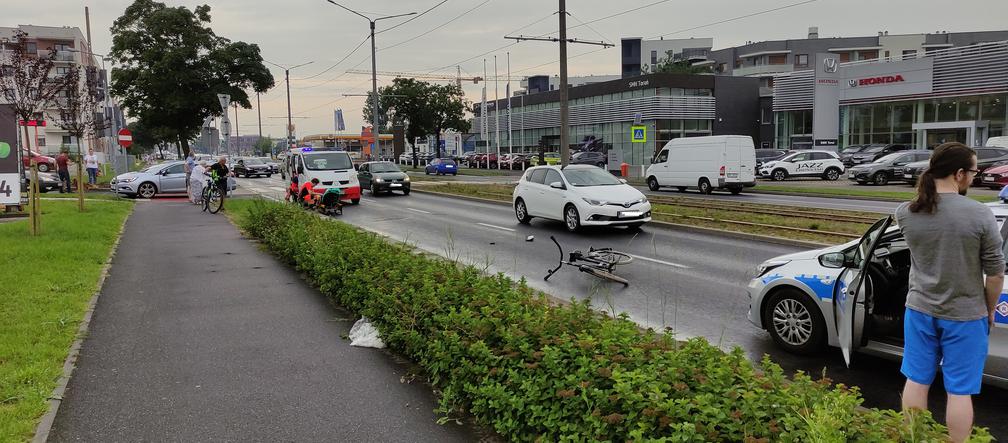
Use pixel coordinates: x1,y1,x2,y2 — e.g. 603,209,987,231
344,66,522,88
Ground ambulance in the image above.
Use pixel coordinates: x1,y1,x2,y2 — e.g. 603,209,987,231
282,147,361,204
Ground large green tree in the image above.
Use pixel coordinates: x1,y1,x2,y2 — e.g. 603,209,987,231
109,0,274,156
363,78,471,161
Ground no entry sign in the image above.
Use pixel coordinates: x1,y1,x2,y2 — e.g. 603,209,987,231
117,128,133,149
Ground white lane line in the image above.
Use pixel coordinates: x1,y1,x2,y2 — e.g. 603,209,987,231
476,222,516,232
627,253,690,269
406,207,432,214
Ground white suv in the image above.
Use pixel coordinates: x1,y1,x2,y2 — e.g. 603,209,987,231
759,150,845,181
512,165,652,232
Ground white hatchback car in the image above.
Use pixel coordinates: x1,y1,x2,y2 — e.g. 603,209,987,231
758,150,845,181
747,206,1008,385
512,165,652,232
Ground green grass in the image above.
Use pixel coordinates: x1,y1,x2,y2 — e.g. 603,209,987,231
753,183,998,203
0,200,133,441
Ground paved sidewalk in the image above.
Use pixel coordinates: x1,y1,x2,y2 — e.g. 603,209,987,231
49,201,477,442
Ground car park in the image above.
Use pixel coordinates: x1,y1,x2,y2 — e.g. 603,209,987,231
837,144,870,167
569,151,607,168
505,153,532,170
844,143,911,167
759,150,844,181
746,210,1008,385
425,158,458,175
22,151,56,172
357,161,410,195
527,152,561,166
846,150,930,185
233,157,272,178
904,146,1008,186
512,165,651,232
647,135,757,194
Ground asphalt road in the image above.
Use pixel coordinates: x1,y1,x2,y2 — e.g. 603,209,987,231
238,176,1007,438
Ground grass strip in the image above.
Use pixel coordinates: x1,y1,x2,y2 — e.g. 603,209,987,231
229,199,989,441
0,199,133,441
753,184,998,203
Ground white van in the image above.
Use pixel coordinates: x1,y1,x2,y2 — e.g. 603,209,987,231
645,135,757,195
283,147,361,204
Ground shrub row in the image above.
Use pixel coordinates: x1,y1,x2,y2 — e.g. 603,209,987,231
239,200,989,442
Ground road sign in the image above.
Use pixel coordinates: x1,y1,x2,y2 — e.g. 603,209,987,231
117,128,133,148
631,125,647,143
217,94,231,113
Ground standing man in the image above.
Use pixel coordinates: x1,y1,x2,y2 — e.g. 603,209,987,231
56,149,71,193
184,151,196,195
83,148,99,188
896,142,1004,443
208,155,231,198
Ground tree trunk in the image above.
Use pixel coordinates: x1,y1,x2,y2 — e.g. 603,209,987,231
76,135,84,211
179,134,191,158
434,129,442,159
22,124,39,236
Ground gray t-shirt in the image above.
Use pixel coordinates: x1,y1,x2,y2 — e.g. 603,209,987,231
895,193,1005,320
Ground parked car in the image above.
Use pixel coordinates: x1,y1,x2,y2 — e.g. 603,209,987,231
513,165,651,232
258,157,280,173
837,144,870,166
505,153,532,170
981,164,1008,189
22,170,61,193
111,161,190,198
759,150,845,181
23,151,56,172
746,211,1008,386
233,157,272,178
755,149,788,173
460,152,478,167
358,161,410,195
846,150,931,185
904,147,1008,186
527,152,561,166
647,135,757,194
570,151,608,168
425,158,458,175
845,143,911,166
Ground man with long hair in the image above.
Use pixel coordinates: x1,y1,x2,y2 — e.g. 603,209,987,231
896,142,1004,442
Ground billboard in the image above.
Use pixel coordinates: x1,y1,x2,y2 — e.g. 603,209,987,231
812,53,842,148
0,104,19,205
839,57,933,101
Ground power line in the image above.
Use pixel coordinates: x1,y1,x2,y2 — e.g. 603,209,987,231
650,0,817,39
379,0,492,52
295,34,371,80
504,11,556,36
376,0,448,34
568,12,611,43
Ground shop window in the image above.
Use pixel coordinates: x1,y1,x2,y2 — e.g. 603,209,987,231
937,100,957,121
685,119,698,131
872,103,892,132
838,52,851,63
795,54,809,67
858,50,878,61
62,135,72,145
892,103,914,132
902,49,917,59
893,132,914,144
871,133,892,144
959,99,979,121
980,95,1006,122
37,136,46,147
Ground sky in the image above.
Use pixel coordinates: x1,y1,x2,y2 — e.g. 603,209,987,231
8,0,1008,139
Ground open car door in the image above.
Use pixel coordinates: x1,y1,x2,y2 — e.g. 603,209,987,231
833,216,893,367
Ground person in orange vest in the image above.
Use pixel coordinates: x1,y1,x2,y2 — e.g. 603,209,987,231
301,177,320,206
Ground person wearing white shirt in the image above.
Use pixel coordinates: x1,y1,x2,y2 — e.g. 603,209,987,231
83,148,99,187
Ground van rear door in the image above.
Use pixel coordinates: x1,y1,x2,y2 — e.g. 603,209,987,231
738,137,756,184
723,138,742,184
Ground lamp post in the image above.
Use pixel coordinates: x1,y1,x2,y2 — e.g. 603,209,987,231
325,1,415,137
263,59,314,151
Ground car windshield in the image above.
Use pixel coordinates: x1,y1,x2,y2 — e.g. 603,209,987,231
779,153,803,162
244,158,264,165
258,157,273,163
841,145,866,153
873,153,906,164
862,145,886,153
563,168,622,186
370,162,401,173
304,152,353,170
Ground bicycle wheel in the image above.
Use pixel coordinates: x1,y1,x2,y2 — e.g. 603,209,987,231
202,186,211,212
585,267,629,286
207,187,224,214
587,249,633,266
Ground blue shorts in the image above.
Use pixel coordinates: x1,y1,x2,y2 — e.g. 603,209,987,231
901,307,989,395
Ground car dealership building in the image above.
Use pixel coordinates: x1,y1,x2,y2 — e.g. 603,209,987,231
772,40,1008,150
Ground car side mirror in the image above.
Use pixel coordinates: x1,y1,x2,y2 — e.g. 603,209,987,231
549,181,565,190
819,252,854,269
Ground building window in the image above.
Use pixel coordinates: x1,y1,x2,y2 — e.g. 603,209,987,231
650,50,658,65
717,63,727,73
62,135,72,145
838,52,851,63
902,49,917,59
795,54,808,66
857,50,878,61
769,54,787,65
761,108,772,125
25,41,37,53
37,136,46,147
55,67,70,75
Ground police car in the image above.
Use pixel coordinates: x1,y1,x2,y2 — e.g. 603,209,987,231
758,150,845,181
747,205,1008,385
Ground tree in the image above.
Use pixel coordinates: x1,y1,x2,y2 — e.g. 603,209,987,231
642,51,713,75
0,30,74,235
254,137,273,157
49,66,108,211
109,0,274,157
364,78,470,164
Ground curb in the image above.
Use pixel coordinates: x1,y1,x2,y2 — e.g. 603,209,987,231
31,205,134,443
410,188,833,249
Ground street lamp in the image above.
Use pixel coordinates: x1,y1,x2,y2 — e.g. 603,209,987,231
324,1,414,137
263,59,314,152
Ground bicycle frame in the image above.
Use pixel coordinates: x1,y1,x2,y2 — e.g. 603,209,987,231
544,236,629,286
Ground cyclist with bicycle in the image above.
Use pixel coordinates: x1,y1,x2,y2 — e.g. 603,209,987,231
203,156,232,212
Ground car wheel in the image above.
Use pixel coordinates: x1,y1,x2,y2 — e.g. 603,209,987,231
771,169,788,181
698,178,712,195
38,163,50,172
563,204,581,232
402,188,410,196
371,183,380,195
351,198,360,205
676,186,687,192
452,173,457,176
872,172,888,186
267,174,272,178
515,198,531,224
763,288,827,354
137,182,157,199
647,176,660,191
729,187,742,195
823,167,841,181
425,170,430,175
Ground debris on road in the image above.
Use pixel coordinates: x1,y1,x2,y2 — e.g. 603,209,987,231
348,317,385,348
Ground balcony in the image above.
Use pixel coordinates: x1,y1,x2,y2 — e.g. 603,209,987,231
52,51,75,62
732,64,793,77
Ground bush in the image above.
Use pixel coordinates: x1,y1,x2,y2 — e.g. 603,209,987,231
238,200,991,442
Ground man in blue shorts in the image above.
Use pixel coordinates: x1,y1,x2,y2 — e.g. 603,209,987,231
896,142,1005,442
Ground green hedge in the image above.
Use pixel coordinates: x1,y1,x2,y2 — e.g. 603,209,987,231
238,200,991,442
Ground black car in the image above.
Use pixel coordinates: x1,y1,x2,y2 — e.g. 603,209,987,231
257,157,280,173
755,149,788,172
846,150,930,185
838,144,869,166
846,143,911,166
233,157,272,178
569,151,607,168
357,161,410,195
903,147,1008,186
22,170,61,193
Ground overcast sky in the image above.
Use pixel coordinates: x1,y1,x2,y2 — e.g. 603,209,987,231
9,0,1008,138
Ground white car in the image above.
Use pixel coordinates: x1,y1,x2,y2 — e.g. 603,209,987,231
746,206,1008,386
759,150,845,181
512,165,651,232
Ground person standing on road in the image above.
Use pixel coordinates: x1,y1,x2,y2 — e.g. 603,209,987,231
56,150,71,193
208,156,231,198
185,151,195,194
896,142,1005,443
83,148,99,187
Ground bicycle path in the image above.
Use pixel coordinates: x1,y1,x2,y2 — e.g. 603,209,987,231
48,200,477,442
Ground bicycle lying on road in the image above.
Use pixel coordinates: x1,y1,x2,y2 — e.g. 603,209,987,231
544,236,632,286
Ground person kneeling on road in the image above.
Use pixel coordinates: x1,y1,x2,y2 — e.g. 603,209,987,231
301,178,320,206
286,175,300,203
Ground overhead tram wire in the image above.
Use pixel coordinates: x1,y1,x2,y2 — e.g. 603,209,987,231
376,0,448,35
568,12,612,43
650,0,818,39
378,0,492,53
295,33,372,80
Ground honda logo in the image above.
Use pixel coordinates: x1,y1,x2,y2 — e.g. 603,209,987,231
822,58,838,73
848,79,858,87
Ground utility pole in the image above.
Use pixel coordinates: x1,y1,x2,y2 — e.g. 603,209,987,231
504,0,613,167
233,102,239,154
494,55,500,170
264,59,313,151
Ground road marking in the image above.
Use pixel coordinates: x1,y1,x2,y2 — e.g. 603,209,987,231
476,222,516,232
627,253,690,269
406,207,432,214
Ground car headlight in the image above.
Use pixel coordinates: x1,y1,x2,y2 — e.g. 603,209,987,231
583,197,608,206
639,196,648,204
754,260,790,278
402,176,410,182
119,177,138,183
374,177,384,183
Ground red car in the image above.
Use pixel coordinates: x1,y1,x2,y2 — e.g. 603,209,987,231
23,151,56,172
981,164,1008,189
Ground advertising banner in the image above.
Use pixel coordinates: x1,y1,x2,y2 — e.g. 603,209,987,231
0,104,20,205
839,57,933,101
812,53,842,148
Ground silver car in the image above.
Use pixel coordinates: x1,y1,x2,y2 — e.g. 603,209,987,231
746,207,1008,387
111,161,236,198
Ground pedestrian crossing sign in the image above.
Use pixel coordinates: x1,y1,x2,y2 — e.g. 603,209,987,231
631,125,647,143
